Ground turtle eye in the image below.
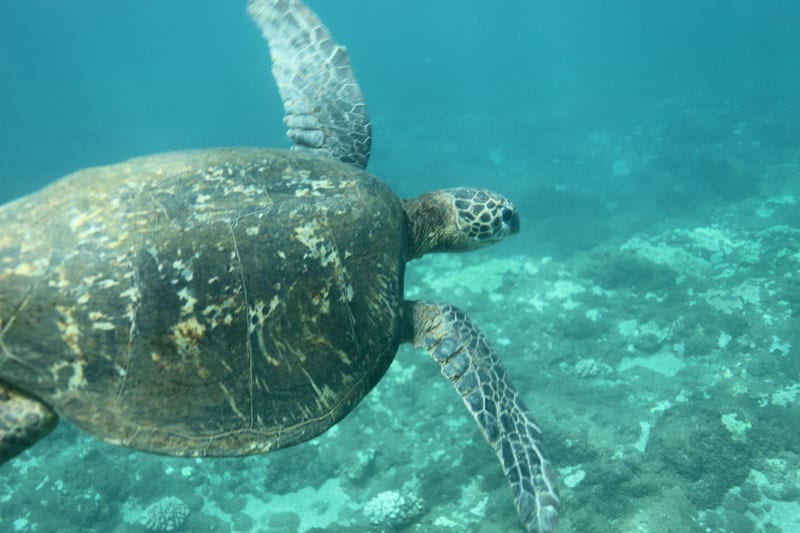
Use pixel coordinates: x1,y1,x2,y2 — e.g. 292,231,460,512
501,207,514,223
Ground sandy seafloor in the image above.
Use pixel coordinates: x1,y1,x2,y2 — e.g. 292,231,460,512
1,1,800,532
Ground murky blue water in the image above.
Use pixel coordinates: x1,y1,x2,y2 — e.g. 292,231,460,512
1,1,799,531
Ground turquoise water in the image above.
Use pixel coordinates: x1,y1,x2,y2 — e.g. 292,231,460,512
1,1,799,531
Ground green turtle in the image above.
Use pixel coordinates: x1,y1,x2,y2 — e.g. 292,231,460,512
0,0,559,530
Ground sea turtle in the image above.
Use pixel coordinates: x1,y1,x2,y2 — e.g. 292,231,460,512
0,0,559,530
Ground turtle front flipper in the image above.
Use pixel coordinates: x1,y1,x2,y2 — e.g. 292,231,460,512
408,301,559,533
248,0,372,168
0,382,58,464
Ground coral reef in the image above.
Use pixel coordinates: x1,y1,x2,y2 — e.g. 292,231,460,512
141,496,190,531
363,490,424,528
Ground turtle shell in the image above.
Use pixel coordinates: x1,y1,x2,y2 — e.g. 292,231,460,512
0,148,407,455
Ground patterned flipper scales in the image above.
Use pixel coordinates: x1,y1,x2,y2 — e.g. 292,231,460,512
248,0,372,168
0,382,57,463
410,301,560,532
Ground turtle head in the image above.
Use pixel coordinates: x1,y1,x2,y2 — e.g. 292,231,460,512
402,187,520,259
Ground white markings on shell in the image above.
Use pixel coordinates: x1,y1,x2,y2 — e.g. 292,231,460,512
69,208,101,233
164,250,209,353
218,382,248,424
292,177,338,197
120,282,141,325
171,259,194,282
50,306,89,391
50,359,87,391
7,258,49,277
97,278,119,289
69,205,116,247
88,311,115,331
294,219,339,267
0,230,50,279
55,305,82,356
311,288,331,314
119,287,138,300
301,367,338,413
249,297,282,366
177,287,197,315
248,300,267,335
201,296,236,329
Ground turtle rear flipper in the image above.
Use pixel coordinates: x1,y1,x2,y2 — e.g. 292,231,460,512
0,382,58,463
408,301,559,533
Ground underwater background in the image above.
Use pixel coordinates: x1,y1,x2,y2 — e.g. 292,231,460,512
1,0,799,531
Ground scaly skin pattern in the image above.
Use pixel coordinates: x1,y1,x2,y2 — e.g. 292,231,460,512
409,301,560,533
0,148,406,456
0,382,57,463
249,0,372,168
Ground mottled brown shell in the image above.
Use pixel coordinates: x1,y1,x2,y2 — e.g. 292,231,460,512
0,148,407,455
